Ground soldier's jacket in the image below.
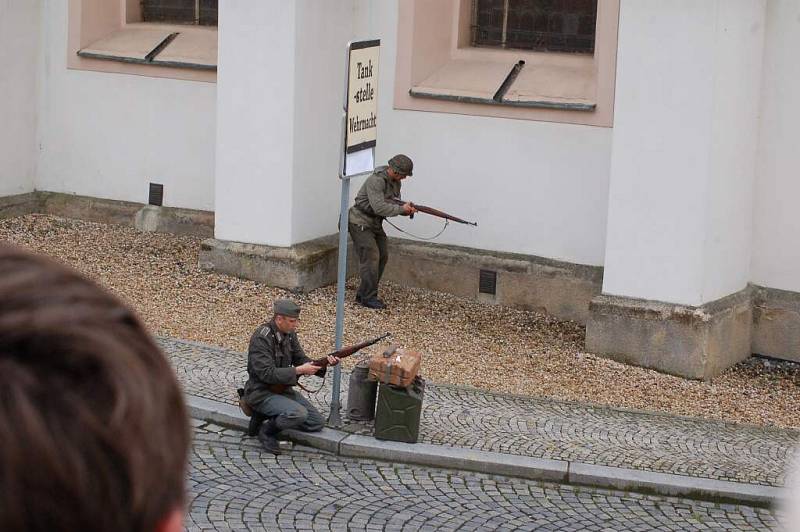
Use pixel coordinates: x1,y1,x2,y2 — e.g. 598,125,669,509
243,320,324,406
348,165,405,230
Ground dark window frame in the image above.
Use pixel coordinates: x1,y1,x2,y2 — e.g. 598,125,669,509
141,0,218,26
471,0,597,54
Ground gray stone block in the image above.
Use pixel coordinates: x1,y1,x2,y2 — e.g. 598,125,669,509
0,192,38,219
383,239,603,324
586,288,753,380
134,204,214,238
752,285,800,363
198,236,356,293
0,191,214,237
38,191,148,226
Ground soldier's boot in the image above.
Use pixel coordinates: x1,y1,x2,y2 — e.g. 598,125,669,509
257,419,282,455
360,298,386,310
248,411,267,437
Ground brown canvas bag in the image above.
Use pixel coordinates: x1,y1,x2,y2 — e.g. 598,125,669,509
368,344,422,388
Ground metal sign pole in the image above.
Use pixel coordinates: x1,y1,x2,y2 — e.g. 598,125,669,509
328,173,350,427
328,39,380,428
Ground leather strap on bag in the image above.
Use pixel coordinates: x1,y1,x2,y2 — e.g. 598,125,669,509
382,344,399,385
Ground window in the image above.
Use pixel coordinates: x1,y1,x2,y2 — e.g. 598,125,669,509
141,0,218,26
393,0,619,127
472,0,597,53
67,0,217,81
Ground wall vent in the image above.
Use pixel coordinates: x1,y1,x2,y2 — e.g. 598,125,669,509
149,183,164,206
479,269,497,295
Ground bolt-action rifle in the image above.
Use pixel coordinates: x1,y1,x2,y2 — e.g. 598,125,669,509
388,198,477,226
261,332,392,395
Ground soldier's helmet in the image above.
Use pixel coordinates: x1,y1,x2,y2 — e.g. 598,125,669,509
388,154,413,176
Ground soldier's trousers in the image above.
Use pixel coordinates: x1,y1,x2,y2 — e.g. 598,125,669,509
253,389,325,432
348,222,388,302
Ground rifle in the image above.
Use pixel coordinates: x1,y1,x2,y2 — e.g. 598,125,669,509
388,198,477,227
266,332,391,394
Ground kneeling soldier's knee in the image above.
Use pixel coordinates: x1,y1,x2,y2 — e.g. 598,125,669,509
280,406,308,426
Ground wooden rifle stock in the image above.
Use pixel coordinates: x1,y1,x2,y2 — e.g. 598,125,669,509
388,198,477,226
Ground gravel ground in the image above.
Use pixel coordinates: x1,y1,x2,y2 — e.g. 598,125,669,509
2,214,799,429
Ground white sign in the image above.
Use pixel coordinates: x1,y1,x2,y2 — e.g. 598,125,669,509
345,40,379,154
345,148,374,176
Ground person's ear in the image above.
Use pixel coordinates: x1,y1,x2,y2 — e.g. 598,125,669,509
155,507,184,532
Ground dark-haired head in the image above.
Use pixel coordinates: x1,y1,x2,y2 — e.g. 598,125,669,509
0,244,189,532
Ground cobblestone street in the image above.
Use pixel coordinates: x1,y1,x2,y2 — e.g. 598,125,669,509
187,421,779,531
164,338,798,488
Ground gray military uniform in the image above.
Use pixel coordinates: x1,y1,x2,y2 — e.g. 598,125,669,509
348,165,405,302
243,320,325,432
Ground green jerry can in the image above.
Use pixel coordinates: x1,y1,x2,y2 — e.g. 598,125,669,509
373,376,425,443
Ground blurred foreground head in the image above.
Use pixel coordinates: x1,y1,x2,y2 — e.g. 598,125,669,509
0,244,189,532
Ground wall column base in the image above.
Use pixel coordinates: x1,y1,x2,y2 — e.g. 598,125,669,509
586,288,753,380
198,236,355,293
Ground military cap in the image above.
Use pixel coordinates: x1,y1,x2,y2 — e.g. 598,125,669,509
273,299,301,318
388,154,413,176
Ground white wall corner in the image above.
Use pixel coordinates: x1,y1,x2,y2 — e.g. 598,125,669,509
290,0,355,245
0,0,43,197
214,0,296,247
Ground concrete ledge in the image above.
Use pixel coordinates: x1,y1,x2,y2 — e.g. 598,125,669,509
198,236,356,293
568,462,783,508
38,191,146,226
339,433,568,483
0,192,39,219
383,239,602,324
753,285,800,363
281,428,349,455
586,288,753,380
186,395,249,431
186,394,783,506
0,191,214,237
133,204,214,238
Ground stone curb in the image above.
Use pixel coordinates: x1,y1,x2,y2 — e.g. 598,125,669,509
186,394,786,508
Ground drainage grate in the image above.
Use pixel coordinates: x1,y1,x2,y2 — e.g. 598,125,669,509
149,183,164,206
479,269,497,295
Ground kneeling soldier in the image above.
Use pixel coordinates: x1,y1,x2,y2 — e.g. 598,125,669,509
242,299,339,454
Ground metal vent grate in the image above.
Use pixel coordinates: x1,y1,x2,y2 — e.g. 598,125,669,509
149,183,164,206
479,269,497,295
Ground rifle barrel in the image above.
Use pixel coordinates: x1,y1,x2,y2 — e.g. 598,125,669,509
313,332,392,366
389,199,477,226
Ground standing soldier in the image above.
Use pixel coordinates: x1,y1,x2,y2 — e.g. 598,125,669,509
241,299,339,455
348,154,417,309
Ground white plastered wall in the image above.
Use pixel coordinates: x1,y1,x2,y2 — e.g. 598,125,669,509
291,0,354,244
36,0,216,211
350,0,612,267
702,0,764,302
214,0,297,246
602,0,764,306
0,0,41,197
751,0,800,293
